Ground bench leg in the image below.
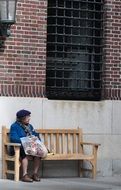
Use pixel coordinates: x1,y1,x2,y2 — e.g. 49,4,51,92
90,160,96,179
2,145,8,179
14,163,20,182
14,147,20,182
91,145,98,179
2,160,7,179
78,160,83,177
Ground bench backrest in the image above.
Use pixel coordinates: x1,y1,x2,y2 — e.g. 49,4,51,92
2,127,83,154
36,128,83,154
2,126,10,144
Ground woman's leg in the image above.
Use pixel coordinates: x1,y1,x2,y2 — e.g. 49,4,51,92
21,157,28,176
32,157,41,181
21,156,33,182
20,146,33,182
33,157,41,174
20,146,28,176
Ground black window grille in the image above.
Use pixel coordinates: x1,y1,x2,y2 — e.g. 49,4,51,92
46,0,103,100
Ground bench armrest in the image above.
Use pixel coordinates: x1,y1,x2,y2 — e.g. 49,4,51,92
4,142,21,147
80,142,100,159
80,142,101,146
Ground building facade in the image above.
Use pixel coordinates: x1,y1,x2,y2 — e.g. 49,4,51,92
0,0,121,177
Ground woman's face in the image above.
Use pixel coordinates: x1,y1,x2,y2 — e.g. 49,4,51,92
21,115,31,125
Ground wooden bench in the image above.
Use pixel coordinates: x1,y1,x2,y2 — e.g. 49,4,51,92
2,126,100,181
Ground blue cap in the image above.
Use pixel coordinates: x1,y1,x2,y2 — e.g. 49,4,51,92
16,109,31,118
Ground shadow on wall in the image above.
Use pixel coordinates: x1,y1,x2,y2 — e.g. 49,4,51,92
0,25,6,51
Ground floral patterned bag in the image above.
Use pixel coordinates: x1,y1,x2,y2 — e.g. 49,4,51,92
20,136,48,158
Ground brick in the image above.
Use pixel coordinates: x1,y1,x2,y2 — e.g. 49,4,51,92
0,0,47,97
102,0,121,100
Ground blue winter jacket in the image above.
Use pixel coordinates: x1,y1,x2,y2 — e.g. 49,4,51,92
10,121,40,144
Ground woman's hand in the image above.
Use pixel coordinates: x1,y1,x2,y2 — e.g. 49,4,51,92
31,136,38,141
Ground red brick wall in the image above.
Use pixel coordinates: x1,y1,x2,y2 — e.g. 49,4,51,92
102,0,121,100
0,0,47,97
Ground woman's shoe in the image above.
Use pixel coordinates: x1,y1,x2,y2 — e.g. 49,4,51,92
22,174,33,182
32,173,41,181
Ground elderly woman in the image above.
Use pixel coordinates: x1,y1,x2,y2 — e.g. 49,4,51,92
10,109,41,182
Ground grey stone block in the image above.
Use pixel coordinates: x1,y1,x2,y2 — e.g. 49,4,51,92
112,159,121,176
42,160,78,177
97,159,112,177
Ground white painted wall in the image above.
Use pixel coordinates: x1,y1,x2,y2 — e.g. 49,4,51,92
0,97,121,178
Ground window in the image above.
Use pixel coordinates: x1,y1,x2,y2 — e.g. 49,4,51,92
46,0,103,100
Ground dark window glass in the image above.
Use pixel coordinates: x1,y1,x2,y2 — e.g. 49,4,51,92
46,0,103,100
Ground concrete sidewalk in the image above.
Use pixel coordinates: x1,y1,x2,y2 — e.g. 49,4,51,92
0,177,121,190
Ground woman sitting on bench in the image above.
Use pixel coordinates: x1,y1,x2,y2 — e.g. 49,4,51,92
10,109,41,182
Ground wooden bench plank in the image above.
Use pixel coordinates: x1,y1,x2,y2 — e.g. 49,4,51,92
73,134,76,153
43,153,94,160
67,134,71,154
56,133,59,153
37,129,79,134
50,134,54,153
62,133,66,154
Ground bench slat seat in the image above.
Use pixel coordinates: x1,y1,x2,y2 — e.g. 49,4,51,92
43,153,94,160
